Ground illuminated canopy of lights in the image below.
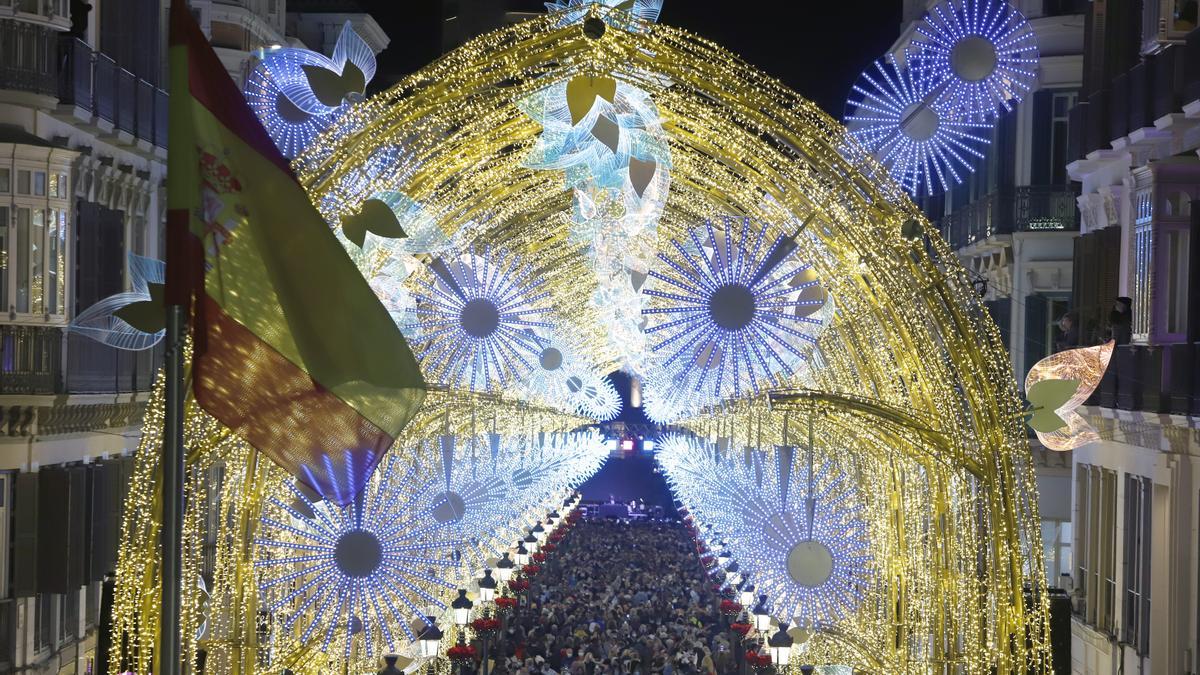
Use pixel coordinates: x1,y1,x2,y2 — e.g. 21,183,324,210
909,0,1039,120
112,3,1056,673
545,0,664,33
845,54,992,196
69,254,166,350
642,217,828,402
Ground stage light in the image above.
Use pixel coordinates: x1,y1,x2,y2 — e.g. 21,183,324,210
622,439,634,451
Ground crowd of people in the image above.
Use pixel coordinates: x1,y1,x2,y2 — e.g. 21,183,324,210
485,518,734,675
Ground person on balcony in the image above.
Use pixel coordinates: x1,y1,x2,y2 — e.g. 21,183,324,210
1055,314,1078,352
1109,297,1132,345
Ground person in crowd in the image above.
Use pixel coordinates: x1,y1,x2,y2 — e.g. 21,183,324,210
1109,296,1132,345
1054,313,1078,352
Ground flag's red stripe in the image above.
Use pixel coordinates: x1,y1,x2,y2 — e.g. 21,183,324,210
193,295,394,505
169,0,294,175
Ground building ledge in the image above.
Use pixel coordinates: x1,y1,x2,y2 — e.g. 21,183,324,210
1080,405,1200,455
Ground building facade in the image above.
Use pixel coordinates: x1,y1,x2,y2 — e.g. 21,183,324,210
0,0,387,672
1064,0,1200,673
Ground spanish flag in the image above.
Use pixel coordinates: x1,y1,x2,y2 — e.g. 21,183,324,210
166,1,425,504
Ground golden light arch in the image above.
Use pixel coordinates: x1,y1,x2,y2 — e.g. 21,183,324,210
111,6,1050,674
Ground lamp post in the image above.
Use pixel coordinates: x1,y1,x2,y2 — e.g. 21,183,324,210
417,616,443,660
767,623,793,673
478,569,497,603
515,542,530,567
738,576,755,607
531,520,546,544
495,553,515,583
523,530,539,554
751,595,772,633
451,589,474,627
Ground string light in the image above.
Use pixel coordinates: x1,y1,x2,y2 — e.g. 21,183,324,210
68,253,165,350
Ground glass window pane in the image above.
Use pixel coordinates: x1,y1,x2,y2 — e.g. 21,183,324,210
33,171,46,196
0,168,9,193
16,208,29,313
30,209,43,315
47,210,59,314
16,171,30,195
0,207,7,309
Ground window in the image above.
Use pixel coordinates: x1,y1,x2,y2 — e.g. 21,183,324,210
0,207,7,312
1050,92,1077,186
1123,474,1152,654
0,169,9,193
55,173,66,198
58,592,77,642
15,208,29,313
16,171,30,195
34,593,54,653
30,209,43,315
1075,464,1117,632
47,209,64,315
1165,228,1190,335
1131,191,1153,342
1042,519,1072,586
32,171,45,197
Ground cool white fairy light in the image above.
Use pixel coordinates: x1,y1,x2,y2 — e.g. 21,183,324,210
544,0,664,33
909,0,1038,120
69,254,165,350
409,249,554,392
244,22,377,158
255,455,461,662
845,54,993,195
657,434,872,628
641,218,826,402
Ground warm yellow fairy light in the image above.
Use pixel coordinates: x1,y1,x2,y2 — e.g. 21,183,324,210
112,6,1051,674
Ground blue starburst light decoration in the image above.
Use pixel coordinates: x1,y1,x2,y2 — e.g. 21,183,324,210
69,254,165,350
409,250,554,392
641,218,826,402
656,434,872,628
909,0,1038,120
545,0,664,33
845,54,993,195
245,22,376,157
255,455,461,662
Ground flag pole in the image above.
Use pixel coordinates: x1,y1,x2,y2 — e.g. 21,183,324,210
160,303,186,675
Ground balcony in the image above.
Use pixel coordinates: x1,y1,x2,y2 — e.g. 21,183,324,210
54,36,167,149
938,186,1080,251
0,19,57,99
0,325,160,396
1092,343,1200,416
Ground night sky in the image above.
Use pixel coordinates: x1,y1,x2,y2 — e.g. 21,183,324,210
356,0,902,119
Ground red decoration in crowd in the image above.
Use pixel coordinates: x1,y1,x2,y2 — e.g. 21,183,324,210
532,552,547,563
541,543,557,552
730,622,753,636
700,555,716,568
522,564,541,576
470,617,502,635
745,651,772,670
719,599,742,616
508,579,531,593
495,596,518,610
447,644,477,661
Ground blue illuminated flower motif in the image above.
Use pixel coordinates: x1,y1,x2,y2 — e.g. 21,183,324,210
909,0,1038,120
544,0,664,32
245,22,376,157
68,254,165,351
409,250,554,392
845,54,993,195
641,218,826,402
255,456,460,662
519,334,623,420
656,435,872,628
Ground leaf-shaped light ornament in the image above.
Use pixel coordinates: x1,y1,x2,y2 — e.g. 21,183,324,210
1023,341,1114,451
544,0,664,33
68,254,166,351
244,22,376,157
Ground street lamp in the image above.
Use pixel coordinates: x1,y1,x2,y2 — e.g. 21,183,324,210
523,531,539,554
751,595,772,632
531,521,546,543
417,616,443,659
451,589,474,627
726,560,742,587
767,622,793,669
515,542,530,567
477,569,497,603
738,576,755,606
717,549,731,567
495,553,515,582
